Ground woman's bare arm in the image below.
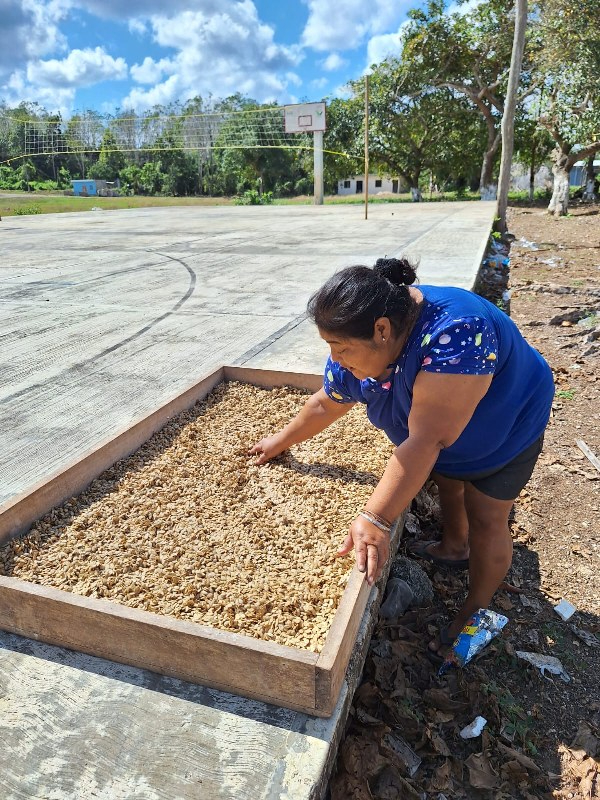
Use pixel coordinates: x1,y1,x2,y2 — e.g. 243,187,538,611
249,388,355,464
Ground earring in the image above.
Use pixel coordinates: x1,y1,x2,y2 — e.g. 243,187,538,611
382,337,386,342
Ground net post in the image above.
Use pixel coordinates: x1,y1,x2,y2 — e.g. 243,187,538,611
364,74,370,220
313,130,324,205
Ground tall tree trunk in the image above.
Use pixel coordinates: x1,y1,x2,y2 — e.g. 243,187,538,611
495,0,527,232
548,146,571,217
410,165,422,201
529,137,537,203
480,126,501,199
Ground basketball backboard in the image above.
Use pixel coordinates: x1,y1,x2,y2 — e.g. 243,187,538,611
284,102,327,134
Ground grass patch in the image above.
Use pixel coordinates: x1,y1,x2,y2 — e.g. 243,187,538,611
482,680,538,754
13,204,41,215
556,389,576,400
0,188,493,217
0,192,235,217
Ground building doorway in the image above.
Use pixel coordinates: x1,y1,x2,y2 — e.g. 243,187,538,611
356,180,363,193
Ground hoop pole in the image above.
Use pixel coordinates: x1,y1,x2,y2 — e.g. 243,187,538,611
364,74,370,220
314,130,324,205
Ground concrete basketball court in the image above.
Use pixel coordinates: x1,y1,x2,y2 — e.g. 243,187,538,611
0,201,494,799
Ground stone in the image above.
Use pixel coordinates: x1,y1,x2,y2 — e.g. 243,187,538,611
389,557,434,607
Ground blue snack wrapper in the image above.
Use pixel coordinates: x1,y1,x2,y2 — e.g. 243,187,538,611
439,608,508,676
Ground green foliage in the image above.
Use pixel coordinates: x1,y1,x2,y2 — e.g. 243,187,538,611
481,680,538,754
556,389,575,400
234,189,273,205
13,204,41,215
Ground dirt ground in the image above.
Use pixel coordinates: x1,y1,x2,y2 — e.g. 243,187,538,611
328,203,600,800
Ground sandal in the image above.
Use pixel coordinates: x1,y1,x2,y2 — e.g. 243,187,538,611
409,540,469,570
427,626,457,663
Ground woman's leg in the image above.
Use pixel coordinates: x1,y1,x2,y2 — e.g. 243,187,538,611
443,482,514,641
411,471,470,562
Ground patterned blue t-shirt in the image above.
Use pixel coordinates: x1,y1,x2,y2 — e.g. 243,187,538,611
323,285,554,475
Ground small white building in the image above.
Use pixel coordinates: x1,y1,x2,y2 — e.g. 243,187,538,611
569,159,600,187
338,175,405,195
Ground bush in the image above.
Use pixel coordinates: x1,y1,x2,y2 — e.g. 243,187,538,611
14,205,42,215
234,189,274,205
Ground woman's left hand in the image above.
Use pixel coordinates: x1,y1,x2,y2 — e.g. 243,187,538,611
337,515,390,586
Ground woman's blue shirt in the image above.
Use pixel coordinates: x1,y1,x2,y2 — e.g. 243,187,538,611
323,285,554,475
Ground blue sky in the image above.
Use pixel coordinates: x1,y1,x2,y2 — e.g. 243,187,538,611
0,0,419,117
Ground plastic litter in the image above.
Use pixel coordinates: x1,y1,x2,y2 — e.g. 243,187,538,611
459,716,488,739
379,578,414,619
439,608,508,675
381,731,421,776
516,651,571,682
553,599,577,621
517,237,539,251
570,625,600,649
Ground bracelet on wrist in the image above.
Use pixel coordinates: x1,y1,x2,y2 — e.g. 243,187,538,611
362,509,393,529
358,510,392,534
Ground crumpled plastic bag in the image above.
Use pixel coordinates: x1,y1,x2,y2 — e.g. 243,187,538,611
439,609,508,675
516,651,571,682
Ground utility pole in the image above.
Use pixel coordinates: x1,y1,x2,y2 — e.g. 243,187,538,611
314,130,324,205
495,0,528,234
364,74,370,220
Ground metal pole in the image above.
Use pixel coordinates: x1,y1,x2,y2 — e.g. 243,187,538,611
364,74,370,220
313,130,324,205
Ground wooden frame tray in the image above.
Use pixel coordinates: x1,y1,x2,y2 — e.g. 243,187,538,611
0,366,400,717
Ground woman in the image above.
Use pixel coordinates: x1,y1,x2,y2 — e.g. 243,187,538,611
250,257,554,651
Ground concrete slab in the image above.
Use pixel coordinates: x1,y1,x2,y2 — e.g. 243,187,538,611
0,200,493,799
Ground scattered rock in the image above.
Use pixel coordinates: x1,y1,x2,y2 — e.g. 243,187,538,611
389,556,434,606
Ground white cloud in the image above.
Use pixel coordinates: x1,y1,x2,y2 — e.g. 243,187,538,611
302,0,408,51
130,56,173,85
0,0,70,82
446,0,484,15
27,47,128,88
286,72,302,87
321,53,347,72
5,69,77,117
366,23,408,67
311,77,328,89
332,83,352,100
128,17,148,35
75,0,201,18
123,1,304,110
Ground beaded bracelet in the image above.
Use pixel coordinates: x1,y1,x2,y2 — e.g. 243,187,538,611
358,510,392,534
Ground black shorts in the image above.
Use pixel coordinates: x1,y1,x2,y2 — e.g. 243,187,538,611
436,435,544,501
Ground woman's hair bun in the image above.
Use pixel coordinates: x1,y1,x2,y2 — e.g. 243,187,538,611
373,257,417,287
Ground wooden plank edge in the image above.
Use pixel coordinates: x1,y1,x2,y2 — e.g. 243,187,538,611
224,365,322,392
0,366,227,542
0,575,320,713
314,511,406,714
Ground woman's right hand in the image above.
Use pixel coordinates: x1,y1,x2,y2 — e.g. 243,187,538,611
248,435,287,465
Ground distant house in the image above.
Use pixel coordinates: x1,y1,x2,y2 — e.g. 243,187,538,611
338,175,406,195
71,179,120,197
569,159,600,187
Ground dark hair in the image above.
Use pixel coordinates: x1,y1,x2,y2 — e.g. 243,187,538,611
307,257,419,340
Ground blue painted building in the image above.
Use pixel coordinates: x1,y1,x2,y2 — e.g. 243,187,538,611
71,180,98,197
71,179,120,197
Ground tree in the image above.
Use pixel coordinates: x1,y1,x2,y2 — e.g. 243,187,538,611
536,0,600,215
398,0,536,195
326,65,486,197
495,0,528,233
66,110,104,178
88,128,126,180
